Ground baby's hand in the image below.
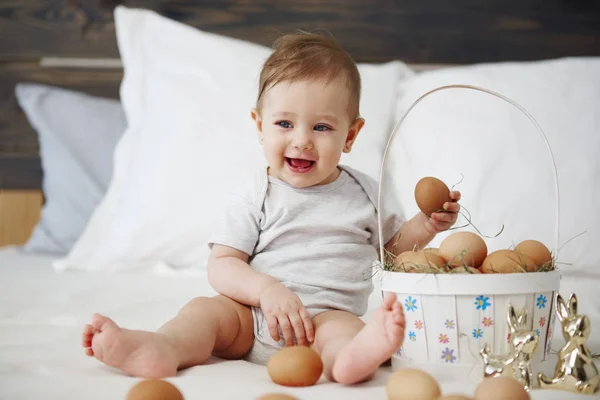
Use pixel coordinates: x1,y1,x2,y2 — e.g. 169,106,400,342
425,190,461,233
259,282,314,346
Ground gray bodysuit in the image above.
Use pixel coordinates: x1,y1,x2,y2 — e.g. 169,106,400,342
208,164,403,364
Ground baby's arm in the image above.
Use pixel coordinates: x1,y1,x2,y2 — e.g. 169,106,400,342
207,244,315,345
386,191,461,256
385,212,436,255
207,244,277,307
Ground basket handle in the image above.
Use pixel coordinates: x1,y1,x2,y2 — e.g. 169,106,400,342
376,84,561,266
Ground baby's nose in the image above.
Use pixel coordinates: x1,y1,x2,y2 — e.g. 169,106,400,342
292,130,313,150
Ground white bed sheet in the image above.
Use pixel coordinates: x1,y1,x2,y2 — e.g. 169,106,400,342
0,247,591,399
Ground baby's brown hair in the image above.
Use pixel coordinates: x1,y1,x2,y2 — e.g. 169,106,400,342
256,32,361,119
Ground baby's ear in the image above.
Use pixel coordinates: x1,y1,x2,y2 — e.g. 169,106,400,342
251,108,263,133
343,117,365,153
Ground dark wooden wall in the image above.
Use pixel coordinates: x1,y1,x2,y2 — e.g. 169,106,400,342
3,0,600,64
1,0,600,189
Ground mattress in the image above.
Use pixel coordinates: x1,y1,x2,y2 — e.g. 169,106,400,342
0,247,586,399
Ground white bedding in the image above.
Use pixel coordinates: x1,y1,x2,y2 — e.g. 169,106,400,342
0,247,591,399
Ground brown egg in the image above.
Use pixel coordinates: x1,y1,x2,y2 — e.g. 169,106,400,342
450,266,482,274
415,177,451,216
440,396,473,400
394,250,446,272
267,346,323,387
480,250,536,273
126,379,184,400
514,240,552,267
387,368,441,400
439,232,488,268
257,394,298,400
424,248,440,256
474,377,530,400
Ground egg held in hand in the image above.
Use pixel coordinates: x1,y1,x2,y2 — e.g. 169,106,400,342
414,177,452,216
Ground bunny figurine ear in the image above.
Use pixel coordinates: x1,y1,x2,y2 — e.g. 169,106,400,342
516,307,528,328
568,293,578,316
556,294,569,322
507,304,517,332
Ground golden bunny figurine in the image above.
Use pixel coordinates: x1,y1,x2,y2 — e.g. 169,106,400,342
480,305,539,391
538,293,599,394
506,304,539,391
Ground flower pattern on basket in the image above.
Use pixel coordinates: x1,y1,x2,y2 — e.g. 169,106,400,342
536,294,547,309
405,296,418,312
475,296,491,310
539,316,546,327
472,328,483,339
414,320,424,330
445,319,455,329
441,348,456,363
482,317,494,327
439,334,450,344
534,328,541,337
409,331,416,341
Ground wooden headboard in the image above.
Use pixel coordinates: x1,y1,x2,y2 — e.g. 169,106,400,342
1,0,599,245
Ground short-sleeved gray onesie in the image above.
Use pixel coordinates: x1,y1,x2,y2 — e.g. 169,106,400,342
208,164,404,364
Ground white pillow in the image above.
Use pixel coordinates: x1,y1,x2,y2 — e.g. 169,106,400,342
385,57,600,351
54,6,413,273
16,84,126,255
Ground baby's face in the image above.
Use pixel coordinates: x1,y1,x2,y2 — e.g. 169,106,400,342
253,78,363,188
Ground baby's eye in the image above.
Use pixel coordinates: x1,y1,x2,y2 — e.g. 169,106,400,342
276,120,292,129
314,124,332,132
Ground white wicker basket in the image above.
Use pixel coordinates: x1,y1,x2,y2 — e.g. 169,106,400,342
375,85,562,382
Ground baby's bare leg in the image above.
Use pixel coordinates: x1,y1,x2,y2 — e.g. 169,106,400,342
311,293,405,385
311,310,365,382
81,295,253,378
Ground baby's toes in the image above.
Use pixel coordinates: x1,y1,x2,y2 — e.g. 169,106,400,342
85,348,94,357
82,324,96,347
392,302,405,324
382,292,397,310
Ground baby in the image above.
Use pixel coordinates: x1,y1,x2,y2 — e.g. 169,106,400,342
82,32,461,385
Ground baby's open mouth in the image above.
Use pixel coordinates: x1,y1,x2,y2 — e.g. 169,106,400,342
286,157,315,173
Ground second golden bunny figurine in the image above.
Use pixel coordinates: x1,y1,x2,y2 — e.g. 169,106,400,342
538,293,599,394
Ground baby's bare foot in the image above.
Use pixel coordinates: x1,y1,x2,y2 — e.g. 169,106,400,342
332,293,405,385
82,313,179,379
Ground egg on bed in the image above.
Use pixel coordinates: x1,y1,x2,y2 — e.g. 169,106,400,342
257,394,298,400
126,379,184,400
474,377,530,400
267,346,323,387
386,367,441,400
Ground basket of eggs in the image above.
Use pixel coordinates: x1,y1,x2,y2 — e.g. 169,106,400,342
376,85,561,382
